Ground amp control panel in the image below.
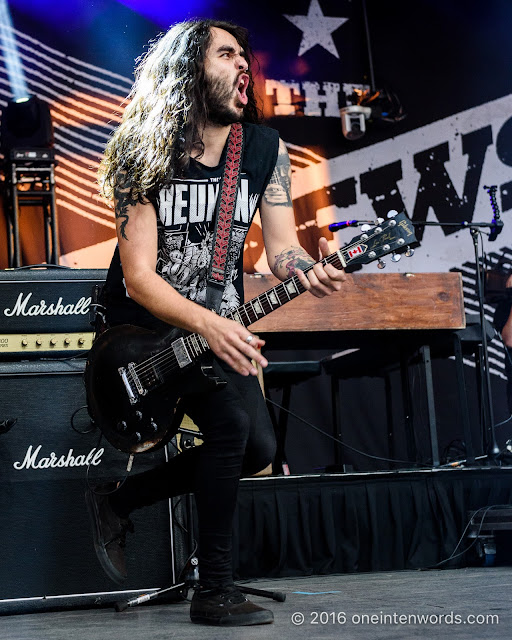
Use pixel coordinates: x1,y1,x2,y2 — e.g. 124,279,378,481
0,332,95,355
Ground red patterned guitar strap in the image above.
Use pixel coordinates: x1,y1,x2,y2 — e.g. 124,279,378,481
206,122,244,313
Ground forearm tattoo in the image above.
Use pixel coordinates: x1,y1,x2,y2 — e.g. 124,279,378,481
113,175,137,240
274,246,315,278
263,141,292,207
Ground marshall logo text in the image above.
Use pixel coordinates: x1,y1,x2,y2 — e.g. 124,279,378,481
3,292,91,318
13,445,104,470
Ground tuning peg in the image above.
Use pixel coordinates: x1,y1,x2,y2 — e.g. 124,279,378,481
360,224,371,232
405,247,415,257
377,259,386,269
387,210,398,218
390,253,402,262
376,217,384,224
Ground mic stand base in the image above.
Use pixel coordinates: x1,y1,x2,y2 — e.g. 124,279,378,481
114,555,286,612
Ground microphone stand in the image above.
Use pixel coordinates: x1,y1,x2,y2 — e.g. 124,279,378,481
413,213,501,462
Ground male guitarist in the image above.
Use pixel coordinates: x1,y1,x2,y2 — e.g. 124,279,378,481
88,19,346,626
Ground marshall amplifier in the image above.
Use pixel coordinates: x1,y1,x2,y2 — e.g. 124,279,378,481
0,358,183,614
0,267,107,358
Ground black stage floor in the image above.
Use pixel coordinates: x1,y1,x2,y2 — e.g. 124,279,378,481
1,568,510,639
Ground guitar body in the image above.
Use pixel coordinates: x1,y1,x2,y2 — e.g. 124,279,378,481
85,325,222,454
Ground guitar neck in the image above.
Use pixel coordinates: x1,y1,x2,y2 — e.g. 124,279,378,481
181,250,346,360
226,250,346,328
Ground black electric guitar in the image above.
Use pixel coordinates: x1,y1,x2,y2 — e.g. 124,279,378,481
85,212,417,454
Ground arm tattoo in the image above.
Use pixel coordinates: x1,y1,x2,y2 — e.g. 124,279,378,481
113,176,137,240
263,141,292,207
274,246,315,278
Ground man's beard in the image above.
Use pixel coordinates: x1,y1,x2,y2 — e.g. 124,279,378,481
204,74,244,126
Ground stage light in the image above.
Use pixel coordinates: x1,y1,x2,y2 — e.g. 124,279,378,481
0,95,54,154
340,88,406,141
340,105,372,141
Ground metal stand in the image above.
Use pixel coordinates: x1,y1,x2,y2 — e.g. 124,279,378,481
470,228,500,458
115,557,286,612
3,148,59,267
416,210,501,460
114,491,285,612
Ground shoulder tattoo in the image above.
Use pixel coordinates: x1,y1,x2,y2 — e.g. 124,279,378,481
114,180,137,241
263,140,292,207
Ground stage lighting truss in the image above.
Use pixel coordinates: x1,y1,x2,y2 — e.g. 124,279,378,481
1,96,59,267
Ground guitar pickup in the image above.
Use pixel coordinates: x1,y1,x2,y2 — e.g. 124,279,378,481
172,337,193,368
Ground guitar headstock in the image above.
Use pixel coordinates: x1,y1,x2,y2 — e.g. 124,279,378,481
342,211,418,269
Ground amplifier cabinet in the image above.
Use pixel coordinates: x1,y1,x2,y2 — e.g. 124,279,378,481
0,359,177,614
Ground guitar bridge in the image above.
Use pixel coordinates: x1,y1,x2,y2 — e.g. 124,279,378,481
118,364,147,405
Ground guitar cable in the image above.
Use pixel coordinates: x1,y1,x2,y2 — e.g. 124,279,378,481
264,397,433,469
419,504,512,570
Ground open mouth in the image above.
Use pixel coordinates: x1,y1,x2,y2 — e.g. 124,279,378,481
236,74,249,106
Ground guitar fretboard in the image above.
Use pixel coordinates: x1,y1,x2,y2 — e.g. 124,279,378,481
226,251,345,329
131,250,347,390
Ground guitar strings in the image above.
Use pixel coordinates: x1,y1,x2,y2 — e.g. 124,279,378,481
128,225,392,384
129,251,346,384
128,237,370,384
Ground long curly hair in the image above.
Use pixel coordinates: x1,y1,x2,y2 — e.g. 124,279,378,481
98,19,262,203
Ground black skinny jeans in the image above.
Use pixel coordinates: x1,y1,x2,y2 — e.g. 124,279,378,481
111,359,276,588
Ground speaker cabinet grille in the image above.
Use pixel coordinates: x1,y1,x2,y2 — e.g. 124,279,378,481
0,359,175,611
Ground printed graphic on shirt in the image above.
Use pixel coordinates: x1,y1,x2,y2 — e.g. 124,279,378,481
156,174,259,314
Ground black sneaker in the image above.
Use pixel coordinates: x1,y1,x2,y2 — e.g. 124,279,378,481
190,586,274,626
85,484,134,584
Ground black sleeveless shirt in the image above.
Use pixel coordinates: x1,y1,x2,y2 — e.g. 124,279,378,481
104,123,279,330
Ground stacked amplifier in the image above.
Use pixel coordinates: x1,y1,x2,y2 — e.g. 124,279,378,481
0,267,106,358
0,268,182,613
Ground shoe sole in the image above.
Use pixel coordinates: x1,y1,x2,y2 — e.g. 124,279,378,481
85,489,127,585
190,611,274,626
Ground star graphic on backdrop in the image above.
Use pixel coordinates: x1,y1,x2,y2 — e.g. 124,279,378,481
284,0,349,58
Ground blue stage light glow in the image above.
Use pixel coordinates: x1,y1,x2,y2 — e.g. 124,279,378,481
0,0,29,100
9,0,225,30
115,0,221,26
8,0,103,29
